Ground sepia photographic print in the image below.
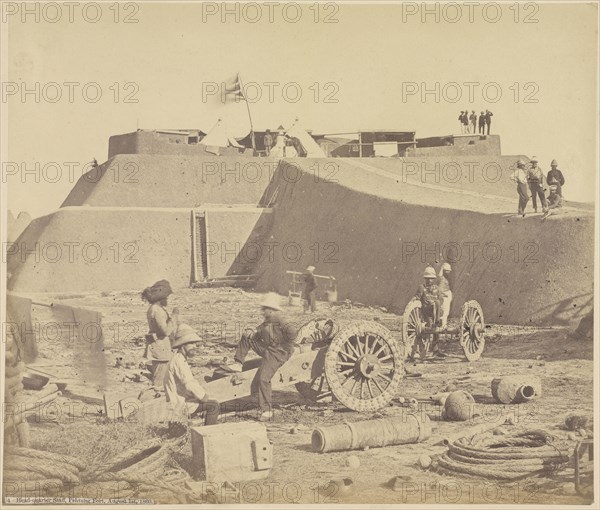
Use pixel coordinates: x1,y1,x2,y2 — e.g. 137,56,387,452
1,1,598,507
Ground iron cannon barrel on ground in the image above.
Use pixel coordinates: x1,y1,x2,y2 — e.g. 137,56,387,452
311,414,431,453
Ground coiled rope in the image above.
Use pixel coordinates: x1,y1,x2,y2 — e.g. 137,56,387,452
437,430,570,480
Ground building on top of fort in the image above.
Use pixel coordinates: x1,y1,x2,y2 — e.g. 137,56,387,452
109,127,501,159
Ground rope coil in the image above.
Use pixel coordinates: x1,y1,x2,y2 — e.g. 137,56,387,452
437,430,570,480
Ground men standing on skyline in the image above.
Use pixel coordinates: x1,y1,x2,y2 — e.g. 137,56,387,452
469,110,477,134
547,159,566,198
458,111,465,133
263,129,273,156
485,110,493,134
478,111,486,134
527,157,548,213
511,159,529,217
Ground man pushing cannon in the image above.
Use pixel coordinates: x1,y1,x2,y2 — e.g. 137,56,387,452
222,293,298,421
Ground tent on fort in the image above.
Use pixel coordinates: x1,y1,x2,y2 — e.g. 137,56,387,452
285,118,325,158
200,118,244,154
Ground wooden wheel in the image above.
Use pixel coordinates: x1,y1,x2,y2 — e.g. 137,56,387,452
324,321,404,412
402,300,430,359
460,300,485,361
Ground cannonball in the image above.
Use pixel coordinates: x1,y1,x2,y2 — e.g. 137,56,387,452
444,390,475,421
418,454,432,469
567,432,578,441
346,455,361,469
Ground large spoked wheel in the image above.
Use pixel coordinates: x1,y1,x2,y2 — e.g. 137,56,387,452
403,300,430,360
324,321,404,412
460,300,485,361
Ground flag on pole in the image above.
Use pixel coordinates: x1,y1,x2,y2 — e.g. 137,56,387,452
219,72,256,151
222,73,245,104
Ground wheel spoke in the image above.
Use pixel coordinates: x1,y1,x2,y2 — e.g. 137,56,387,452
366,379,374,399
336,361,356,367
350,378,358,395
368,337,381,355
341,374,353,386
345,339,361,359
338,367,354,376
469,307,476,324
372,376,384,395
356,336,364,355
377,372,392,384
339,349,358,361
373,343,387,357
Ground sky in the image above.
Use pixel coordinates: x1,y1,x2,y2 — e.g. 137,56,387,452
2,1,598,218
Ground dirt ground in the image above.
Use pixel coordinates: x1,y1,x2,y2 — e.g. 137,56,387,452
14,287,595,505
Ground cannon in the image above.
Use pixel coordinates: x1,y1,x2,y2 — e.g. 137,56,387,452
402,299,486,361
204,297,485,414
206,318,406,413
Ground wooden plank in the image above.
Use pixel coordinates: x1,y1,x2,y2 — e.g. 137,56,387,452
204,210,211,278
191,209,198,283
63,387,104,406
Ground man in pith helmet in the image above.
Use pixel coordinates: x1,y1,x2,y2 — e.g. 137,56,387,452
511,160,529,217
546,159,565,198
164,324,220,425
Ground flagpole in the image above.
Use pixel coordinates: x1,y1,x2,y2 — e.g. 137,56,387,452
237,74,256,151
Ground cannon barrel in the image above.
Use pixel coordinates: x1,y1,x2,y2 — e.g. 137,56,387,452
311,414,431,453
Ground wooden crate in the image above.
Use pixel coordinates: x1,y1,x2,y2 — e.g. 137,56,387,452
191,422,272,483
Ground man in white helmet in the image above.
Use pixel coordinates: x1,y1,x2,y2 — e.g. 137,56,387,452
542,184,564,220
303,265,318,313
414,266,442,328
223,292,298,421
546,160,565,197
527,157,548,213
510,160,529,217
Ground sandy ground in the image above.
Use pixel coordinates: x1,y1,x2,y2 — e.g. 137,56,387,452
13,288,594,505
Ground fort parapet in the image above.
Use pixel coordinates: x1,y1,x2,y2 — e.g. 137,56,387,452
8,132,593,327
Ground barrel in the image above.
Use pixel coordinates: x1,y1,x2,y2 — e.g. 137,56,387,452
312,414,431,453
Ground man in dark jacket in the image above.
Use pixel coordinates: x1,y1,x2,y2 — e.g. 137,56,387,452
485,110,493,134
414,266,442,327
478,111,486,134
546,159,565,197
469,111,477,134
458,111,467,133
225,293,298,420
